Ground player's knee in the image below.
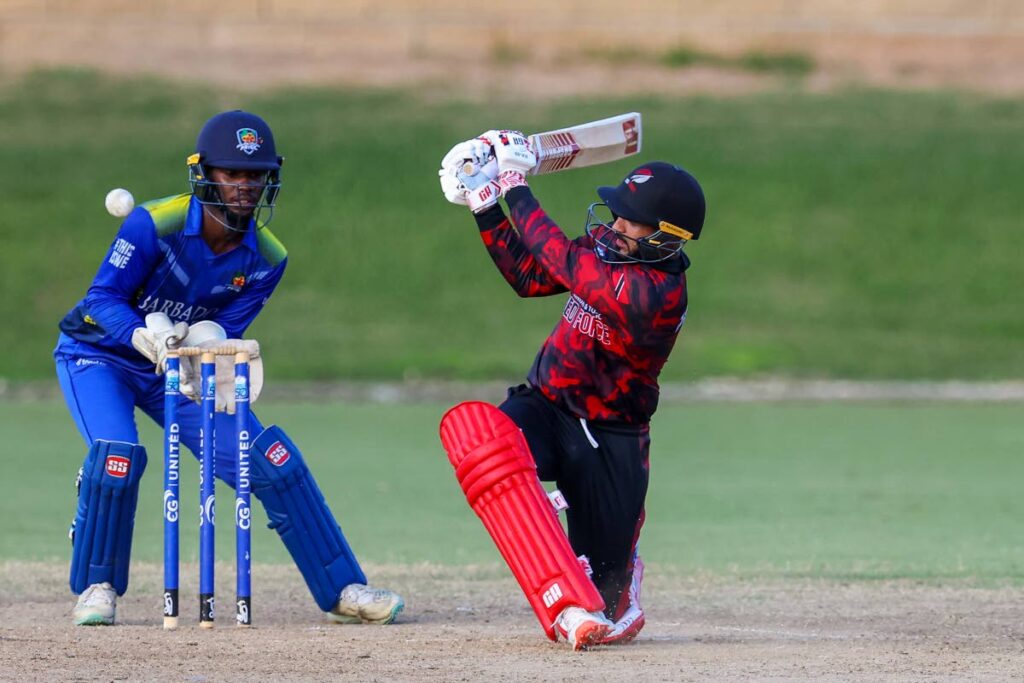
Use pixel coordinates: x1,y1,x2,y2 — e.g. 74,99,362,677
440,401,535,503
249,424,307,487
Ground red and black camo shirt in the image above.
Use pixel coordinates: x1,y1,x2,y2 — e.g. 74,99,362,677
474,186,689,425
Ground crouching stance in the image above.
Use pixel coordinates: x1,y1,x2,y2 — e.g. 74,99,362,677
60,110,402,626
437,130,706,648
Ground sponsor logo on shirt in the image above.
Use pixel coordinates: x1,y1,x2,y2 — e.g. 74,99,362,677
136,295,218,323
563,294,612,346
108,238,136,269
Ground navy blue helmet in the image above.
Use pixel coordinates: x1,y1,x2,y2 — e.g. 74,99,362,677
586,162,705,263
187,110,283,228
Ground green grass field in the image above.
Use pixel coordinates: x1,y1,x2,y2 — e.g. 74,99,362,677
4,399,1023,580
1,70,1022,382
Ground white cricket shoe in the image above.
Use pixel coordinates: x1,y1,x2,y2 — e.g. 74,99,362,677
73,582,116,626
328,583,404,625
601,552,646,645
554,606,613,650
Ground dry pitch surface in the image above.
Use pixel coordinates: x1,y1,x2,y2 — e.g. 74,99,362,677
2,562,1022,682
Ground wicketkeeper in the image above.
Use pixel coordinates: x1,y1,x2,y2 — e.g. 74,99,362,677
55,110,403,627
438,131,706,649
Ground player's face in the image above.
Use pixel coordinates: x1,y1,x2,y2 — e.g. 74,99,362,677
610,217,656,255
208,167,269,216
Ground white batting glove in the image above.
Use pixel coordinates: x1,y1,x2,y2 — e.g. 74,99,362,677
441,138,493,176
439,138,501,213
478,130,535,173
478,130,535,196
131,312,189,373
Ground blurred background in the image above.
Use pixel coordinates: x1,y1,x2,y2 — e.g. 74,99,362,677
2,0,1022,385
1,1,1022,574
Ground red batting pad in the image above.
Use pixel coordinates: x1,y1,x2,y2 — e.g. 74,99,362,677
440,401,604,639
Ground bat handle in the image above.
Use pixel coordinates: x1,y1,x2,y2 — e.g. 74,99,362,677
463,155,543,178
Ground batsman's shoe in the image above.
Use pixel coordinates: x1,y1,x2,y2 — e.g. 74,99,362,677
602,552,646,645
601,608,645,645
555,606,613,650
73,582,116,626
328,583,404,625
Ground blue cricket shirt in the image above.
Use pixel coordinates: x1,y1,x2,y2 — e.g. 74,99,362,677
57,193,287,369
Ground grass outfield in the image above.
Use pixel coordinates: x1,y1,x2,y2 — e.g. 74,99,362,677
1,70,1023,382
4,399,1023,580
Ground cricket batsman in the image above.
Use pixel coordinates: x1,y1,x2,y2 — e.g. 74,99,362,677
55,110,403,627
437,131,706,649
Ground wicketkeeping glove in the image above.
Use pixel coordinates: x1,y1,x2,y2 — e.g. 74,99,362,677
177,321,264,415
131,312,188,374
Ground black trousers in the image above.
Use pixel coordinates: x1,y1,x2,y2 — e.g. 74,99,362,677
500,385,650,618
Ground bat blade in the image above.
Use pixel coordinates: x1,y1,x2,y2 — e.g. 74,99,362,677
457,113,642,186
529,112,642,176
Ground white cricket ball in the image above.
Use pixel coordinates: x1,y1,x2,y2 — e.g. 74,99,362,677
105,188,135,218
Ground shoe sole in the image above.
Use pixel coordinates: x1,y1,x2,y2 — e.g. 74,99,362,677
74,615,114,626
327,600,404,626
326,612,362,624
572,622,611,650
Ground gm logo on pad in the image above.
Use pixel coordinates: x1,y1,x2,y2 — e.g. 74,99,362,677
105,455,130,478
542,582,563,608
265,441,290,466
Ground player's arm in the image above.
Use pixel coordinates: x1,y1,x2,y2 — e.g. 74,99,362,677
478,130,662,329
440,138,564,297
211,259,287,337
477,129,599,290
473,205,567,297
504,186,622,300
82,211,162,347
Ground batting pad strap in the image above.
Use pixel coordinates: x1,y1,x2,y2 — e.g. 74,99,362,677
440,401,604,640
250,425,366,612
69,440,147,595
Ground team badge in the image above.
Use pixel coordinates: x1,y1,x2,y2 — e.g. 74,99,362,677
236,128,262,155
625,168,653,192
228,272,247,292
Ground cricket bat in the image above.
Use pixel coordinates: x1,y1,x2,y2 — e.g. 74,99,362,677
458,112,642,188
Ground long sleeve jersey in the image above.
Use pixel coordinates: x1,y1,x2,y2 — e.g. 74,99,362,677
474,187,689,425
58,193,287,368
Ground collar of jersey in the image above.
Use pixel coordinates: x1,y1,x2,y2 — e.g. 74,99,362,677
185,195,261,254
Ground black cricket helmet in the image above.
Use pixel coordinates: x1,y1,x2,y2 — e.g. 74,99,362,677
187,110,283,229
586,162,705,263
